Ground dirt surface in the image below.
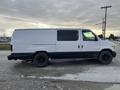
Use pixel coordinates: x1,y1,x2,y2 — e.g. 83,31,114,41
0,41,120,90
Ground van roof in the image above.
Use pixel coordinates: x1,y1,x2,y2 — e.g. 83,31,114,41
15,28,90,31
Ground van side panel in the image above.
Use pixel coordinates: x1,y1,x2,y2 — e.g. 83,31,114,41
11,30,57,53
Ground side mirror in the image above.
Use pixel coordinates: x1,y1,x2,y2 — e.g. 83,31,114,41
95,36,98,41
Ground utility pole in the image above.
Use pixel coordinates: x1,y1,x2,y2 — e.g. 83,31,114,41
102,18,105,37
101,5,112,40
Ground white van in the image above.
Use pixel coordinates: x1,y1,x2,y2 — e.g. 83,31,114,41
8,28,116,67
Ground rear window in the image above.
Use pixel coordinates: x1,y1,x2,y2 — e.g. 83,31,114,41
57,30,78,41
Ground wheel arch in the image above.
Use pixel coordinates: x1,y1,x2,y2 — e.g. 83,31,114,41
33,51,49,57
98,49,113,57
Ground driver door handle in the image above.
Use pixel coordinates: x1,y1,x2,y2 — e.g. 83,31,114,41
78,45,80,48
81,45,83,48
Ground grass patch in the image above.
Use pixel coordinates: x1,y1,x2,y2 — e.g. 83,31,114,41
0,44,10,50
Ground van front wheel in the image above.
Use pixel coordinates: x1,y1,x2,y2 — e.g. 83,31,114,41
98,51,113,64
33,53,49,67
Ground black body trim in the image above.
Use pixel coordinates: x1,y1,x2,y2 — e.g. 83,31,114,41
49,52,99,59
8,53,33,60
8,51,116,60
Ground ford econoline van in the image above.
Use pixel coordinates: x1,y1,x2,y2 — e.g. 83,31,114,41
8,28,116,67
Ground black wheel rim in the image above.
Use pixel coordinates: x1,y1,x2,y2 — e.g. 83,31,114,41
102,54,110,61
37,57,45,65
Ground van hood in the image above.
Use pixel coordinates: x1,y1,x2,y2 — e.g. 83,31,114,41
101,39,112,43
99,39,116,50
101,39,115,45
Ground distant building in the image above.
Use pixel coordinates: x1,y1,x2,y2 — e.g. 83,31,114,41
0,37,11,42
115,38,120,41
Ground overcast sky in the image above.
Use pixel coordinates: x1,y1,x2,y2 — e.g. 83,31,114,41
0,0,120,36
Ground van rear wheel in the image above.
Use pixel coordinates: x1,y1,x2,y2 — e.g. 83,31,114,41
33,53,49,67
98,51,113,64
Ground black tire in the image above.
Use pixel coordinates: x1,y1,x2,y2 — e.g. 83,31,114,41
98,51,113,64
33,53,49,67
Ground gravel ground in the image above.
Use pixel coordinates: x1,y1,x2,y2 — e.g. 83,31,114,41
0,41,120,90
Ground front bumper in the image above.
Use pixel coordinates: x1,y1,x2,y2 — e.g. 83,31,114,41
112,51,116,57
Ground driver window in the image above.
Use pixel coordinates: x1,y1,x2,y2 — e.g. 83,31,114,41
82,30,97,41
